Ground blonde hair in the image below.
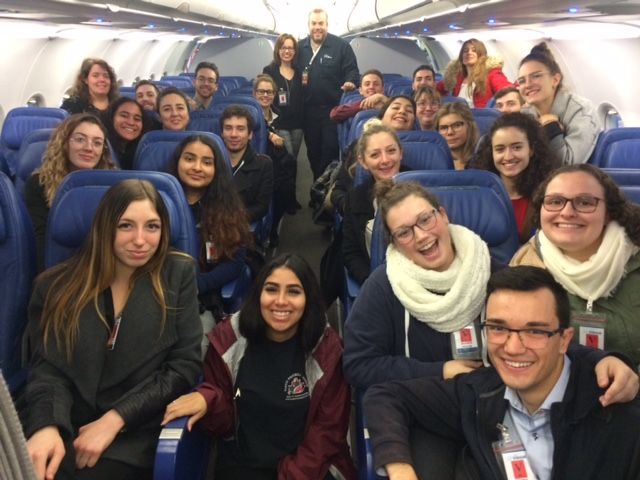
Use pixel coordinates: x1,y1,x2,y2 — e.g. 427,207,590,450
37,114,115,206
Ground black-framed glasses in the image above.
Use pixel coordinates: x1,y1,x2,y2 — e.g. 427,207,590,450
256,89,275,96
279,46,295,51
438,120,465,133
481,323,564,349
391,209,438,244
542,195,603,213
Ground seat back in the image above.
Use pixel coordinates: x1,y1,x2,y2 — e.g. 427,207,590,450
440,95,467,105
370,170,519,269
0,172,36,390
0,107,68,176
133,130,231,174
210,96,268,154
589,128,640,167
602,168,640,204
161,76,194,90
14,128,54,195
187,110,217,134
45,170,198,268
471,108,501,136
346,109,380,147
119,86,137,99
386,81,413,97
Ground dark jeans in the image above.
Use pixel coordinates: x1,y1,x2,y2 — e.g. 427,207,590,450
303,105,339,180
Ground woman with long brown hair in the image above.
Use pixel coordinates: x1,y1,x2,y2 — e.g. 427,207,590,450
61,58,119,117
24,179,201,479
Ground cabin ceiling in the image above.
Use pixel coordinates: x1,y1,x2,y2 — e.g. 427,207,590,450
0,0,638,39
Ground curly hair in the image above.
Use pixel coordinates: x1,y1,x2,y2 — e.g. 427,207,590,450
271,33,298,66
37,113,115,206
70,58,118,103
476,112,560,198
531,163,640,246
458,39,489,98
434,102,479,167
169,135,252,260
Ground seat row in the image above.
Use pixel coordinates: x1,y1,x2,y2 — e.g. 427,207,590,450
119,75,252,100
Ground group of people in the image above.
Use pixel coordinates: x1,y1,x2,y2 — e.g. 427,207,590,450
16,8,640,480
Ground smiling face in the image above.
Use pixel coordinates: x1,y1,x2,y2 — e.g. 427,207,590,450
540,171,608,262
412,69,435,91
462,42,479,67
438,113,468,151
194,67,218,100
278,37,296,63
254,80,276,109
385,194,455,272
381,98,415,130
113,199,162,275
359,73,384,97
113,102,143,141
177,141,215,201
136,84,158,111
492,127,532,183
308,11,328,44
495,91,522,113
159,93,189,131
66,121,105,170
360,131,402,182
221,116,252,154
486,288,573,412
85,63,111,99
415,93,440,130
517,60,561,108
260,267,306,342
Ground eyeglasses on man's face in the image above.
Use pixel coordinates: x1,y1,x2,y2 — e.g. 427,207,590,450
542,195,602,214
391,209,438,244
481,323,564,349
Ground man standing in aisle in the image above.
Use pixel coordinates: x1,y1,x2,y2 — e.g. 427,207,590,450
297,8,359,187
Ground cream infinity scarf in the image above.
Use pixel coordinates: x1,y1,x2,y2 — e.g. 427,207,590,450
538,221,638,301
386,224,491,333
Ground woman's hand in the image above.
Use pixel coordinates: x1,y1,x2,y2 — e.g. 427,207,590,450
27,426,66,480
73,409,124,469
595,356,640,407
443,359,483,380
162,391,208,431
270,133,285,148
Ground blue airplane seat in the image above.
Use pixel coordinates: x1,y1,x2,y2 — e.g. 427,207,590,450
589,128,640,168
346,109,380,147
188,110,217,134
153,80,173,90
0,107,68,177
354,390,384,480
209,95,268,154
154,416,211,480
229,85,254,96
45,170,199,267
133,130,231,174
161,75,194,90
370,170,519,269
0,172,36,392
471,108,501,136
14,128,54,195
397,130,453,163
119,86,137,98
601,168,640,205
387,83,413,97
440,95,467,105
382,73,406,82
340,91,364,105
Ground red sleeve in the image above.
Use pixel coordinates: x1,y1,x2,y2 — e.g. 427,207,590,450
488,68,513,95
330,100,363,123
195,340,235,437
277,350,355,479
436,79,448,95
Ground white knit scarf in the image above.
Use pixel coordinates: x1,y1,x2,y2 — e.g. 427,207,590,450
386,224,491,333
538,221,638,301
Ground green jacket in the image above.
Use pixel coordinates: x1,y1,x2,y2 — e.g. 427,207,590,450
511,237,640,369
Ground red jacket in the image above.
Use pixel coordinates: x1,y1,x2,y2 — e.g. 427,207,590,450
197,314,356,480
437,56,512,108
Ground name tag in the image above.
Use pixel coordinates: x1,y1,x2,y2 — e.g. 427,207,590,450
205,241,218,263
572,312,607,350
278,89,289,106
451,323,481,360
502,450,535,480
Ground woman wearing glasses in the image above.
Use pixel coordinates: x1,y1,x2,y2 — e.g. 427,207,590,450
434,102,479,170
263,33,304,162
511,164,640,367
24,113,116,271
517,43,602,165
475,112,560,243
414,86,441,131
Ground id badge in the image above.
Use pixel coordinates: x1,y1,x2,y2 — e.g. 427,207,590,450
302,68,309,86
493,423,535,480
205,241,218,263
451,322,481,360
278,89,289,106
572,312,607,350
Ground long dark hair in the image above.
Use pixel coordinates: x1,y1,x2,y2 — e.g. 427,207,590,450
476,112,560,198
169,135,252,259
239,253,326,353
531,163,640,245
106,97,149,169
